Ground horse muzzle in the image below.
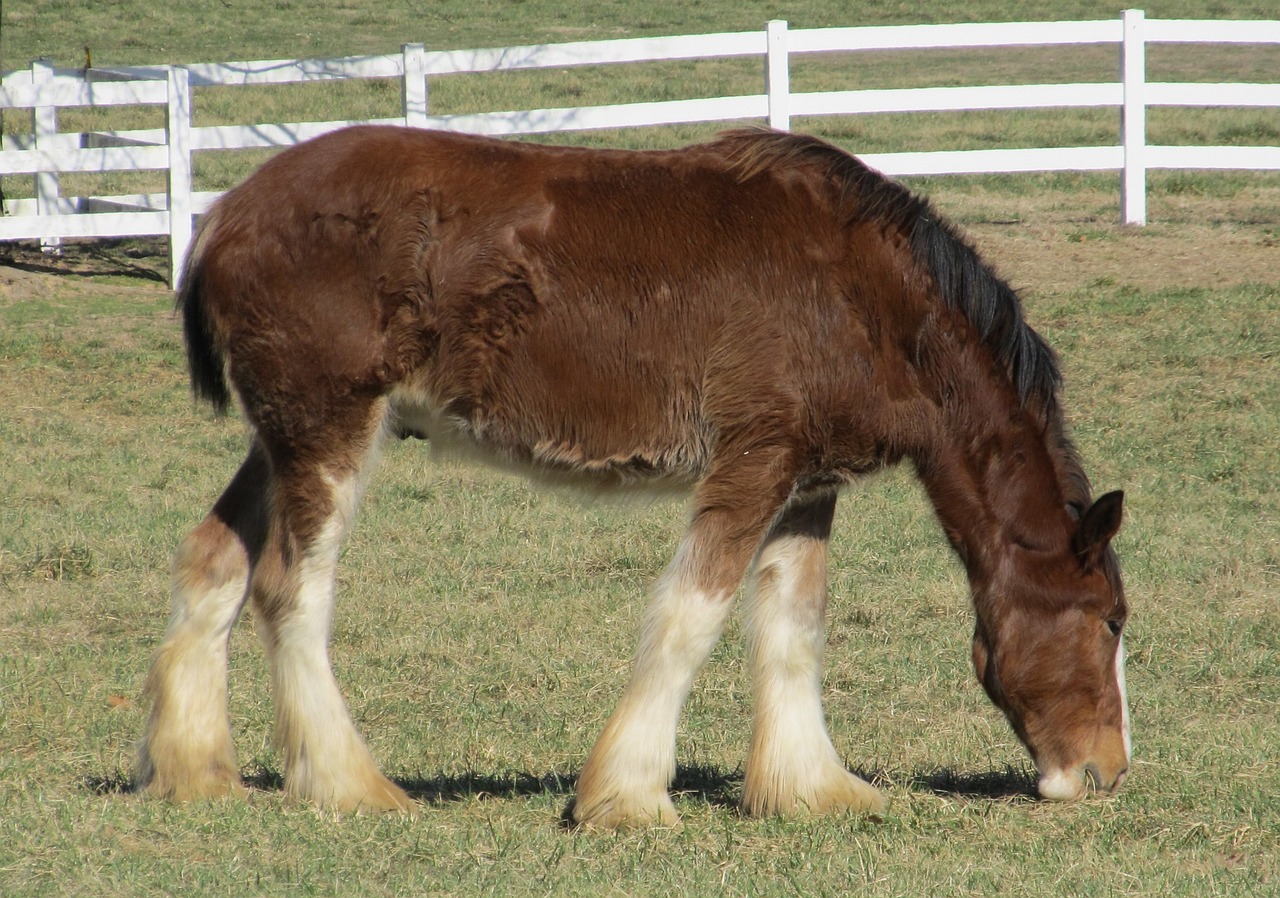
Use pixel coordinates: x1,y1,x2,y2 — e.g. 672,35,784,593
1037,762,1128,800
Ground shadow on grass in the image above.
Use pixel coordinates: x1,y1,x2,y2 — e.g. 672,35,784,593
84,771,135,796
1,238,168,283
907,765,1038,800
81,763,741,814
84,762,1039,811
672,762,744,808
402,768,576,804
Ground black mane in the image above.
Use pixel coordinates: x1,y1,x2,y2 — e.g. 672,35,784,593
718,129,1062,410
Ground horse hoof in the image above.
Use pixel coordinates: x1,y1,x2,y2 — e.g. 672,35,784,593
291,772,416,815
741,768,886,819
570,792,682,831
352,777,417,816
137,768,248,803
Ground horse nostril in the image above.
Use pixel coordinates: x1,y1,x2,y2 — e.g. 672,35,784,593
1085,764,1127,796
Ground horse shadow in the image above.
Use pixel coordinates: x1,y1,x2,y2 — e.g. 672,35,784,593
907,765,1038,800
397,763,746,828
391,763,1039,820
81,763,744,823
84,762,1037,814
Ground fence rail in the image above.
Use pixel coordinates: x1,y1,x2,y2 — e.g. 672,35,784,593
2,10,1278,286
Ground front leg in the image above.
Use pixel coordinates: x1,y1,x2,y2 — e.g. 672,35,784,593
570,536,735,829
741,492,886,817
572,447,798,829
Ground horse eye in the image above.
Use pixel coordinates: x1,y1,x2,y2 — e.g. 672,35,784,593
1106,619,1123,637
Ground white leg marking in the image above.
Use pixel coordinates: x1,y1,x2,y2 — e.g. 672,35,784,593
266,469,410,812
138,554,251,798
158,558,252,722
742,534,884,816
269,508,353,795
574,537,734,827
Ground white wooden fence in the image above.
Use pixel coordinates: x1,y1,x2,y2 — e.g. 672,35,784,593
2,10,1278,286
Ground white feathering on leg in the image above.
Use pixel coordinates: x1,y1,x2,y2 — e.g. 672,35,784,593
573,537,734,828
742,533,885,817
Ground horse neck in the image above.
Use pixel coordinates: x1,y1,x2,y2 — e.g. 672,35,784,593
913,385,1076,600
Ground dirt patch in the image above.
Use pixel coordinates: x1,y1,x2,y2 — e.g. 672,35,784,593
0,262,58,303
971,219,1279,296
0,239,170,304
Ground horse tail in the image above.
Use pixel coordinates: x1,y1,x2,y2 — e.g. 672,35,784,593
175,210,232,414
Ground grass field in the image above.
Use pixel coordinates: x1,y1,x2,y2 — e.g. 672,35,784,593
2,2,1279,896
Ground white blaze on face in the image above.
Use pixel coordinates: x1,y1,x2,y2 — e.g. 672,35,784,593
1038,635,1134,801
1117,636,1132,762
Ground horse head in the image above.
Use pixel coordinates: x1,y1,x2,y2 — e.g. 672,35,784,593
970,491,1130,800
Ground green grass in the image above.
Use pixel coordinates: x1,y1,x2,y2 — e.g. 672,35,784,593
7,0,1280,67
1,222,1278,898
2,1,1280,896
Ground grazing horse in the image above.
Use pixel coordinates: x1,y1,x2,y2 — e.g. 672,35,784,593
136,125,1130,828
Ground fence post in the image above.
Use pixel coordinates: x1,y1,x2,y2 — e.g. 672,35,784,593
167,66,194,288
1121,9,1147,226
766,20,790,131
33,58,61,253
402,43,428,128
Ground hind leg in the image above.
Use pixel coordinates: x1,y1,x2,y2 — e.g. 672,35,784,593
136,442,270,801
571,446,798,829
741,491,885,817
249,420,412,813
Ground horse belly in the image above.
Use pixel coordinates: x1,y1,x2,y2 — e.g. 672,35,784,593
387,340,709,494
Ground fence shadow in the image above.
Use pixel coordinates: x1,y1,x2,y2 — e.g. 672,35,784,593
0,238,168,283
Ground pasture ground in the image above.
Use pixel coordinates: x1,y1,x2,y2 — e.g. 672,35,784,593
2,1,1279,894
1,170,1277,898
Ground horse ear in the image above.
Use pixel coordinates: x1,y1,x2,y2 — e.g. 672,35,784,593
1073,490,1124,571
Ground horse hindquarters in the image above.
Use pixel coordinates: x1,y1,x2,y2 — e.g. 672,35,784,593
140,189,413,810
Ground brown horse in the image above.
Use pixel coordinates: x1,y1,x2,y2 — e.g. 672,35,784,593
136,125,1130,828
